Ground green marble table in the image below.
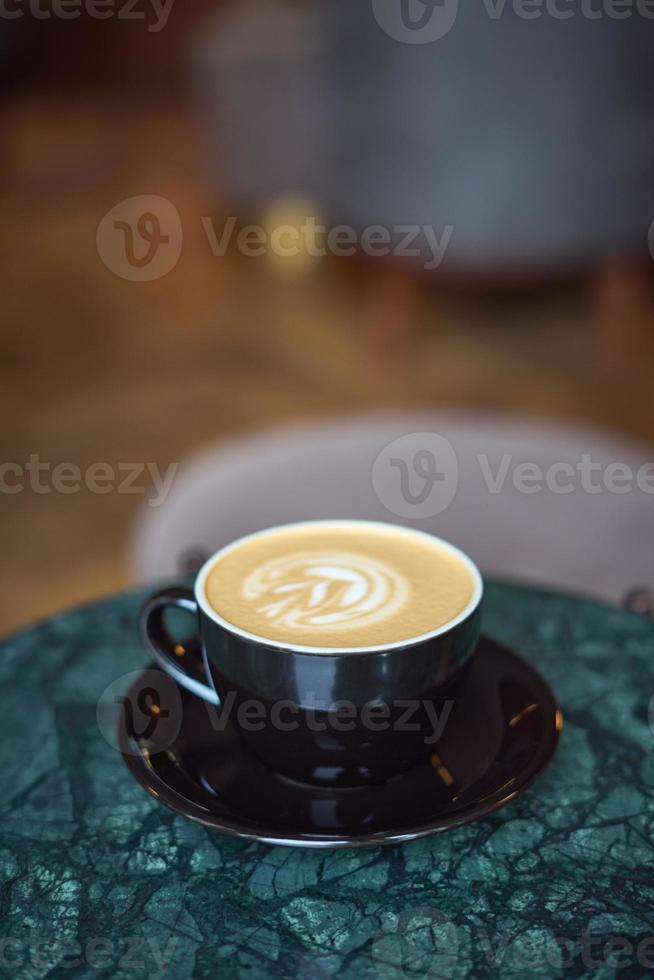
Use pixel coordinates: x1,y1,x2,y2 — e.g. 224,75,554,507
0,582,653,980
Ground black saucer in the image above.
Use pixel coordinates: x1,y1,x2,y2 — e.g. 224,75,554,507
119,637,561,848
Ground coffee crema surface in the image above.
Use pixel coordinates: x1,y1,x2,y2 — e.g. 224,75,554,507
202,523,476,648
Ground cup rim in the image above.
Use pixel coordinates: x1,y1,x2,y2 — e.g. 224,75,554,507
194,519,483,656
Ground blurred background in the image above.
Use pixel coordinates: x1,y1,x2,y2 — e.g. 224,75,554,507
1,0,653,634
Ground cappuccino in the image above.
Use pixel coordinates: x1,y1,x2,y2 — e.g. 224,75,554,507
201,521,479,650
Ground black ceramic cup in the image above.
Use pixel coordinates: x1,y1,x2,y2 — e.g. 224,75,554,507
140,521,483,788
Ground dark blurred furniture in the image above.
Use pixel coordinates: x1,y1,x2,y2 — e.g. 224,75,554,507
191,1,654,354
193,1,654,269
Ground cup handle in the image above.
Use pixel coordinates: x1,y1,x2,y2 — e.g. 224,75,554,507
139,586,220,705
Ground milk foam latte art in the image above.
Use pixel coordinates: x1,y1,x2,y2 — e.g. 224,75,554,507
242,551,409,632
201,522,479,650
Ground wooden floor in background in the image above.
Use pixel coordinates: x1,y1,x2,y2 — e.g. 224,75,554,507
1,92,653,634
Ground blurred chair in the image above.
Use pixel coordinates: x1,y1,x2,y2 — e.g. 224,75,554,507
189,1,654,354
320,2,654,270
131,414,654,604
190,0,325,212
